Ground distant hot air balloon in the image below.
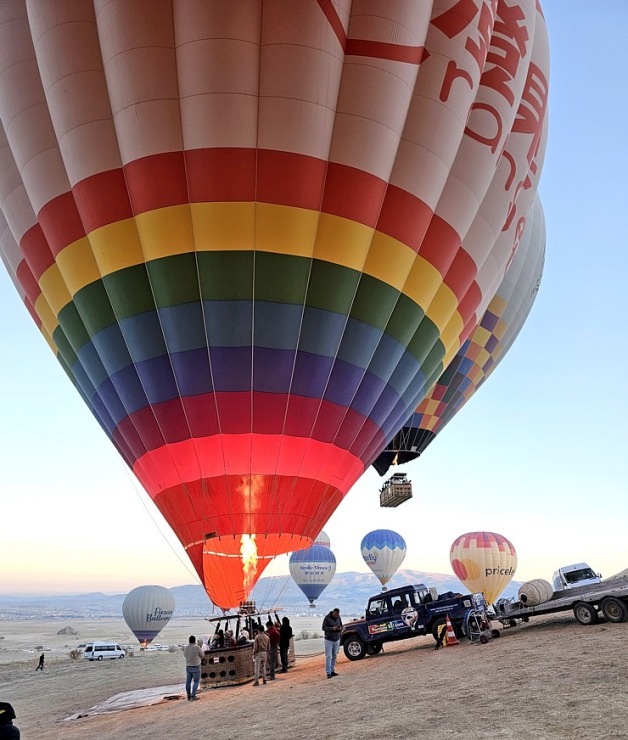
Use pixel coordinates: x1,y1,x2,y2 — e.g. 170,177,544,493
289,545,336,607
373,195,546,475
122,585,175,647
0,2,549,608
313,530,331,548
450,532,517,604
361,530,407,590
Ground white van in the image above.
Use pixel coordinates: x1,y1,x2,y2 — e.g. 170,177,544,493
552,563,602,592
84,641,125,660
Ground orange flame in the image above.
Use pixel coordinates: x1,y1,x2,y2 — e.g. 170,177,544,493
240,534,258,596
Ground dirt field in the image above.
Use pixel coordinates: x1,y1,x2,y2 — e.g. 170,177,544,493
1,613,627,739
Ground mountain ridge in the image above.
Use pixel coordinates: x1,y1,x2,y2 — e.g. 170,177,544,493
0,569,522,618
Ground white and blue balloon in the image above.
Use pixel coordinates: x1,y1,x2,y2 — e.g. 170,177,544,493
361,529,407,590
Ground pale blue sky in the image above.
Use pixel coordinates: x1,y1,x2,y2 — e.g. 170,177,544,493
1,2,626,595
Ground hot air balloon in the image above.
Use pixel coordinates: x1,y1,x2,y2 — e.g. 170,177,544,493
122,585,175,647
373,194,546,475
289,545,336,608
0,2,549,608
450,532,517,604
361,529,407,590
313,530,331,548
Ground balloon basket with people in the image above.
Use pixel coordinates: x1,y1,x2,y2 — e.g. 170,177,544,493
199,604,290,688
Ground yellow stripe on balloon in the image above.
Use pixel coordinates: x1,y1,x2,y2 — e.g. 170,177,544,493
38,264,71,317
191,202,255,251
254,203,319,258
313,212,374,271
55,237,102,295
363,231,416,291
33,294,59,337
135,205,196,260
89,219,145,274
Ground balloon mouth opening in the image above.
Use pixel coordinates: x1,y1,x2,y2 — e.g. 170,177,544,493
202,533,312,608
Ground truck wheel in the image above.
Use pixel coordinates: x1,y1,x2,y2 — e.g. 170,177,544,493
343,637,367,661
366,642,382,656
573,602,599,625
600,597,628,623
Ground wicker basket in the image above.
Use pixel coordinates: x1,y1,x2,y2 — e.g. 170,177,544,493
200,643,254,687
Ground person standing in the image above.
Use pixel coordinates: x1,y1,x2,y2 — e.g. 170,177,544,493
183,635,204,701
322,608,343,678
35,654,44,671
265,620,280,680
0,702,19,739
252,628,270,686
278,617,292,673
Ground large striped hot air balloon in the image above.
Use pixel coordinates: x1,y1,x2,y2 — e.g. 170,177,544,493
450,531,517,603
0,1,549,608
373,194,546,474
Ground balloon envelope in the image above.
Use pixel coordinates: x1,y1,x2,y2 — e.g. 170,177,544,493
373,195,546,475
361,529,407,588
122,585,175,646
450,532,517,604
312,530,331,548
0,2,548,608
289,545,336,605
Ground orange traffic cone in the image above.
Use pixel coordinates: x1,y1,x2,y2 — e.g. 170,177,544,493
445,614,460,646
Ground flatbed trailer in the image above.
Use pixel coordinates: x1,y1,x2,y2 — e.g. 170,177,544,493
495,576,628,626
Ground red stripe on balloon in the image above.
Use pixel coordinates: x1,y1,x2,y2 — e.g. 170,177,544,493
112,391,382,466
132,434,364,498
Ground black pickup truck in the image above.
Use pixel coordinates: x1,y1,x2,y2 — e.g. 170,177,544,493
340,583,489,660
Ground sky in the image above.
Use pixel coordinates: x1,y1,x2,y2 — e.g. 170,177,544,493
1,2,626,597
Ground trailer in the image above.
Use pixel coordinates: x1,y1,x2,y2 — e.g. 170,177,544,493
494,576,628,627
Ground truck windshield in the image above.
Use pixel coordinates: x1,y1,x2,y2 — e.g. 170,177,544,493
564,568,596,583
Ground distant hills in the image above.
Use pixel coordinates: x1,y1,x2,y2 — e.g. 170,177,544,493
0,569,523,619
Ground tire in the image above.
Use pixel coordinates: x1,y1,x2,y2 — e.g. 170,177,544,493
431,618,447,642
600,597,628,623
479,635,489,644
97,656,103,661
573,602,599,625
366,642,382,656
491,629,501,639
508,619,517,628
343,636,367,661
119,654,124,659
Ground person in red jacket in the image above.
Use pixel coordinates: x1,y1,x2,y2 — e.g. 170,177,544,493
265,620,280,680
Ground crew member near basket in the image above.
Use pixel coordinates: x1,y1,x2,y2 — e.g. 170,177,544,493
322,608,343,679
183,635,204,701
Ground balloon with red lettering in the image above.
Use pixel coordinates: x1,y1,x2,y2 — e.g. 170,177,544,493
0,2,548,609
289,545,336,607
122,585,175,647
450,532,517,603
361,530,407,589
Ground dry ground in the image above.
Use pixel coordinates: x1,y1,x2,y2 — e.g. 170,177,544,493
2,614,627,739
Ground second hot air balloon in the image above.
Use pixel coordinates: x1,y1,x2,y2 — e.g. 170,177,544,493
361,530,407,590
122,585,175,648
450,532,517,604
289,545,336,608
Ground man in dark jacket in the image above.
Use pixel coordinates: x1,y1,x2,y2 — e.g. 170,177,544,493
0,703,19,739
322,608,343,678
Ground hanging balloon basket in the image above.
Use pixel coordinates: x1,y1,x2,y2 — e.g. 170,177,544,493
379,474,413,507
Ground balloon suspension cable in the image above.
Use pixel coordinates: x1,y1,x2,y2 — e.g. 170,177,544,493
121,463,202,586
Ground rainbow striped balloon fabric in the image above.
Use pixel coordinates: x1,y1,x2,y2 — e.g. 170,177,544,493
0,1,548,607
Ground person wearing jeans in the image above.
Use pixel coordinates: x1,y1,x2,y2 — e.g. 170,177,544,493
183,635,204,701
322,608,343,678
